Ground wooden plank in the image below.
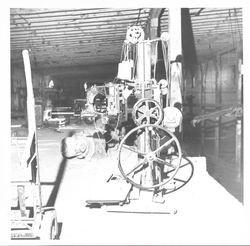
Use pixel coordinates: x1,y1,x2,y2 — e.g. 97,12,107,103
11,48,122,56
168,8,182,107
192,23,242,31
11,15,149,33
194,29,242,37
17,185,27,217
235,59,242,182
86,177,132,205
11,41,121,50
10,8,148,18
11,38,124,46
194,29,242,38
11,57,120,68
11,28,127,40
10,23,145,34
200,62,208,155
194,30,242,36
214,57,222,161
190,8,242,17
11,49,122,58
168,8,182,61
10,24,147,38
11,43,124,52
10,8,104,15
149,8,164,19
11,11,149,26
144,8,163,37
11,36,125,46
11,55,120,64
192,18,242,26
191,16,242,24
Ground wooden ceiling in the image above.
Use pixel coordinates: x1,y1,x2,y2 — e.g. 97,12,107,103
10,8,242,79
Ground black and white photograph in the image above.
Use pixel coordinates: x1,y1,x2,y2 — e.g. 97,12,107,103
0,1,249,245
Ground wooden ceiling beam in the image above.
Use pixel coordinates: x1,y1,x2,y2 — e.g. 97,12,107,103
11,15,149,32
144,8,164,38
191,16,242,23
11,30,126,40
11,46,122,55
12,54,120,65
11,37,124,49
11,39,124,48
10,8,105,15
194,31,242,37
191,8,241,17
192,27,242,34
11,31,126,42
10,21,148,34
193,27,242,35
149,8,164,19
11,47,122,56
35,55,120,64
191,19,242,27
11,11,149,27
11,8,149,19
11,34,125,43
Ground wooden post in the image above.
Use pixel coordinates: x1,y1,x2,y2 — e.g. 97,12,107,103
235,59,242,182
214,117,220,162
168,8,182,61
168,8,183,108
145,8,163,39
200,63,207,155
214,57,221,162
17,185,27,217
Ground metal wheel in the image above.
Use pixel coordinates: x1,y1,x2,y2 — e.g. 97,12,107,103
132,98,163,126
39,210,58,240
118,124,182,190
162,156,194,194
126,25,145,44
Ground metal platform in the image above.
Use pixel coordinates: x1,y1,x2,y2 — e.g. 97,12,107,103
86,175,132,207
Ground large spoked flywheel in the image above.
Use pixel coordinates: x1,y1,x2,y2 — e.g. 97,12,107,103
118,124,182,190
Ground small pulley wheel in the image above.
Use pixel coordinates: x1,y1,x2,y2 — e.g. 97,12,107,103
132,98,163,126
126,26,145,44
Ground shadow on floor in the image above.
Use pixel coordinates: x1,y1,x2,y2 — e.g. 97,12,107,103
46,157,68,207
57,222,63,239
44,130,76,207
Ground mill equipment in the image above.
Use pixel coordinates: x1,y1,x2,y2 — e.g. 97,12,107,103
86,24,194,213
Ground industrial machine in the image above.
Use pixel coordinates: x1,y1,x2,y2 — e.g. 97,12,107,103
80,82,127,125
11,50,59,240
86,25,194,213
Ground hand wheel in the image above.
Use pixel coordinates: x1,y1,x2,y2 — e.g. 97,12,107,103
118,124,182,190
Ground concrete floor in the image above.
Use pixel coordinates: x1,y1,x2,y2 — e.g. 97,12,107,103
10,120,249,245
183,121,244,203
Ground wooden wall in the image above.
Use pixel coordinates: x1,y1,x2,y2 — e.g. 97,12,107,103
11,65,45,114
